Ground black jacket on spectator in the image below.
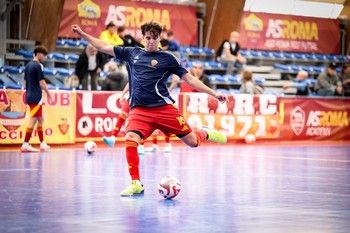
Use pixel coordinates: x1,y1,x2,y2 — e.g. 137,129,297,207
75,50,104,83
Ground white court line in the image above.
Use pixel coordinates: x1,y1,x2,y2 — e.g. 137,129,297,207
274,189,350,197
0,169,39,172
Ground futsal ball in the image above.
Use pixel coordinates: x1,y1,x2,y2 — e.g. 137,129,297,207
244,134,256,144
158,176,181,199
84,141,97,153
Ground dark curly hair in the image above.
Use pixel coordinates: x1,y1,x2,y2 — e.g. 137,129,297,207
140,21,163,37
33,45,48,55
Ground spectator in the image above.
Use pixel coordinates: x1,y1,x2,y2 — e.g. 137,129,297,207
99,22,124,46
315,62,342,96
216,31,246,75
283,70,310,96
191,61,211,88
117,26,144,48
340,64,350,97
75,43,104,90
239,70,255,94
99,61,128,91
166,31,181,59
99,22,124,65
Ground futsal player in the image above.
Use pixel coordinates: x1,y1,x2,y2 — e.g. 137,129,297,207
72,21,227,196
21,45,53,152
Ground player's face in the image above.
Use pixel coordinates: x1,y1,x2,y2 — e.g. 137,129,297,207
38,52,47,62
143,31,160,52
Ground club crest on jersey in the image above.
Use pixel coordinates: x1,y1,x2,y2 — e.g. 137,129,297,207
151,60,158,67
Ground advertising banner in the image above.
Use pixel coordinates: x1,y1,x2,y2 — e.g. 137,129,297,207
239,12,340,54
180,93,281,139
0,90,76,144
280,98,350,140
59,0,198,45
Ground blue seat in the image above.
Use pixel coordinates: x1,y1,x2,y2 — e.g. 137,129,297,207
254,76,265,84
250,50,262,57
315,54,327,61
54,68,72,76
301,65,313,73
272,52,284,58
284,52,295,59
305,53,316,60
228,75,241,83
313,66,324,73
4,66,25,74
291,65,302,72
47,52,69,61
66,39,81,47
4,84,23,89
15,49,33,58
208,74,222,82
261,51,273,58
67,53,79,61
294,53,306,60
307,78,317,85
202,47,215,55
43,68,57,76
56,39,67,46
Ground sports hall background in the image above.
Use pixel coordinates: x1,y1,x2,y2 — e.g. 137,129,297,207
0,0,350,145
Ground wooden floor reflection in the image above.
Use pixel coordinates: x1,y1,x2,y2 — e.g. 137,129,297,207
1,142,350,233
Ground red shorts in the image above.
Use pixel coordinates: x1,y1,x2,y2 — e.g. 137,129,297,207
29,104,43,117
125,104,193,140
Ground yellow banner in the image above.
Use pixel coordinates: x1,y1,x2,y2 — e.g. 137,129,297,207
0,89,76,144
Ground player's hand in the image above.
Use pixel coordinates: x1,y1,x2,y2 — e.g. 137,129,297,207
71,25,84,37
215,92,228,103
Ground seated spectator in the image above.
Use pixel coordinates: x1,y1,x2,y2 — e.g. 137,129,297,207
99,22,124,46
239,70,255,94
340,64,350,97
117,26,144,48
75,44,104,90
314,62,342,96
99,61,128,91
283,70,310,96
216,31,246,75
167,31,181,59
192,61,211,88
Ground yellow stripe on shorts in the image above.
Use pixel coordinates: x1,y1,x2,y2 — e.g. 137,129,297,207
30,105,40,117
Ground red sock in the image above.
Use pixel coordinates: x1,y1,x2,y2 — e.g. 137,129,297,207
165,136,170,143
37,127,44,142
24,128,33,143
152,135,157,144
112,113,126,136
194,130,208,147
125,140,140,180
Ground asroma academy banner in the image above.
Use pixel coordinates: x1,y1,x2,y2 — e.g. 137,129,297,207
280,98,350,140
239,12,340,54
59,0,198,45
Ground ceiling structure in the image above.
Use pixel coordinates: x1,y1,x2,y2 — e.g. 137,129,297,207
244,0,347,18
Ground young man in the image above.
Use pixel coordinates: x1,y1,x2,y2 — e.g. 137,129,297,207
21,45,53,152
72,21,228,196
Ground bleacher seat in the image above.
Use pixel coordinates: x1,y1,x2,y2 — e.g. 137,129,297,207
15,49,33,58
47,52,69,61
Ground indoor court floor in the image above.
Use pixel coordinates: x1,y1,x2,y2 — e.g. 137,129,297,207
0,141,350,233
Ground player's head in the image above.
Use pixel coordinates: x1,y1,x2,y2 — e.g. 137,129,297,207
141,21,162,52
33,45,48,62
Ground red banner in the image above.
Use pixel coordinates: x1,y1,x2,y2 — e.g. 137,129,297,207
280,98,350,140
180,93,281,139
59,0,198,45
239,12,340,54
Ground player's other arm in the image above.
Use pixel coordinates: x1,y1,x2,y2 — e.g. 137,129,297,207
71,25,115,57
182,72,227,103
40,79,53,103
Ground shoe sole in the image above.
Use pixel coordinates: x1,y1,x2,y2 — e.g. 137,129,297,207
120,190,145,197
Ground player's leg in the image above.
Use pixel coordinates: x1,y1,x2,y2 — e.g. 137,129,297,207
36,116,50,151
103,100,130,147
163,135,172,152
21,104,41,152
120,108,155,196
145,132,159,152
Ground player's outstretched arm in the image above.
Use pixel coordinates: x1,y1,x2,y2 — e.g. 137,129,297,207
71,25,115,57
182,72,227,103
